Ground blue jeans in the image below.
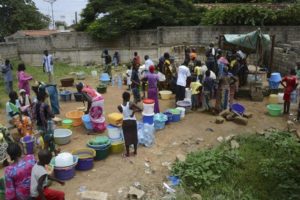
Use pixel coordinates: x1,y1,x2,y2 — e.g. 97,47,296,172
132,87,141,103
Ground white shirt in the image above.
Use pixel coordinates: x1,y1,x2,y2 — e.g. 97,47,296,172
145,59,154,71
30,164,48,197
43,55,53,73
126,69,132,85
176,65,191,87
121,102,136,120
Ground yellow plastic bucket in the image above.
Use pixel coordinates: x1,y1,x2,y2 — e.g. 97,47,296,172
111,141,124,154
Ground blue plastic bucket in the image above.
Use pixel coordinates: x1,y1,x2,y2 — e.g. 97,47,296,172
143,114,154,125
269,73,281,82
20,136,34,155
268,80,280,89
172,114,181,122
82,114,93,130
163,112,173,124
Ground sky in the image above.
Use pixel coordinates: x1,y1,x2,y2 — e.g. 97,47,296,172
33,0,88,26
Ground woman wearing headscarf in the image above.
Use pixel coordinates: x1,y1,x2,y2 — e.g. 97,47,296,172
144,66,160,113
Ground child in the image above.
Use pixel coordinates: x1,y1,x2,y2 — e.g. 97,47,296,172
281,69,298,114
118,92,142,157
32,90,58,155
194,61,202,82
30,149,65,200
190,76,202,111
126,65,132,91
203,70,214,111
19,89,32,116
6,91,21,125
17,63,33,96
2,59,13,94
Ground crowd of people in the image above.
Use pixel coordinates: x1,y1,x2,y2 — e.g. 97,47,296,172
1,46,300,199
120,44,250,115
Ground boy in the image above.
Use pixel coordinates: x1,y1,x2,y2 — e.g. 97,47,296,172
30,149,65,200
190,76,202,111
203,70,214,112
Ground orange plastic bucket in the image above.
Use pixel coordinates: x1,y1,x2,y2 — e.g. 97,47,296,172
65,111,84,126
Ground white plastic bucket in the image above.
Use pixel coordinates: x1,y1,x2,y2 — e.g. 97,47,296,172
176,107,186,119
143,103,155,115
91,70,98,77
185,88,192,101
107,125,122,139
278,93,284,104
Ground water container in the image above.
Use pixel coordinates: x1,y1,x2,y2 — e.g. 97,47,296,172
269,73,282,82
291,90,297,104
185,88,192,101
143,124,155,147
142,113,154,125
176,107,186,119
107,125,122,139
118,75,122,89
268,94,278,104
278,93,284,104
111,76,115,86
20,136,35,155
143,99,155,115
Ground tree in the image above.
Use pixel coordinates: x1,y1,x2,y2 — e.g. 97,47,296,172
0,0,50,38
77,0,205,40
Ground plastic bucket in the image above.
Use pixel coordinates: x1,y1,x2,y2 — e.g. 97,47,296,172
20,135,34,155
154,120,165,130
73,93,84,102
88,144,111,161
269,94,278,104
54,129,72,145
82,114,93,130
72,148,96,171
267,104,282,116
60,91,72,101
62,119,73,129
268,81,280,89
143,113,154,125
65,111,84,127
107,125,122,139
51,156,78,181
176,107,186,119
143,99,155,115
163,112,173,124
269,72,282,82
111,141,124,154
172,114,181,122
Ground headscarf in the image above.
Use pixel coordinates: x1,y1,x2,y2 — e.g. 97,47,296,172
149,65,155,73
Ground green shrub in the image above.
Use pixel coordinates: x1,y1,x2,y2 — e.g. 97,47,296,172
172,132,300,199
202,4,300,25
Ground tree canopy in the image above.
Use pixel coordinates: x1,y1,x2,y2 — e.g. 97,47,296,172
77,0,205,40
0,0,50,39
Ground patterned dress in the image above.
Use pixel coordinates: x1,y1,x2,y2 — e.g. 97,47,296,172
5,154,36,200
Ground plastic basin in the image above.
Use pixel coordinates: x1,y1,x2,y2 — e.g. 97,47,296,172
72,148,96,171
231,103,245,115
87,144,111,161
159,90,172,100
66,110,84,126
54,129,72,145
267,104,282,116
111,141,124,154
60,91,72,101
50,156,78,181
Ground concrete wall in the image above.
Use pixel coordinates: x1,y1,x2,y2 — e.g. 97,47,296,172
4,26,300,73
0,42,18,61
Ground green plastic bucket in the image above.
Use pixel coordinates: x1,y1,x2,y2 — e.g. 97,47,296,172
62,119,73,129
267,104,282,116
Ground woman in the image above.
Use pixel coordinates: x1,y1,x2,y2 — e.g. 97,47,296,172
17,63,33,95
281,69,298,114
144,65,160,113
77,83,105,132
4,143,36,200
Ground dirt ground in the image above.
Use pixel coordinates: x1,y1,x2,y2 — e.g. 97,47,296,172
0,74,296,200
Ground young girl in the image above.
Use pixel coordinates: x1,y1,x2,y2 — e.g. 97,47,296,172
190,76,202,111
281,69,298,114
17,63,33,96
118,92,142,157
32,90,58,155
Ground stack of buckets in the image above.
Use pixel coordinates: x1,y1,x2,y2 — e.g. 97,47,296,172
107,125,124,154
142,99,155,126
90,95,106,132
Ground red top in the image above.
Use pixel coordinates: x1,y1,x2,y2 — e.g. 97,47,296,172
282,75,297,95
143,99,154,104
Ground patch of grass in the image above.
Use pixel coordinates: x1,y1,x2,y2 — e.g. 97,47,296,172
172,132,300,200
0,60,98,107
